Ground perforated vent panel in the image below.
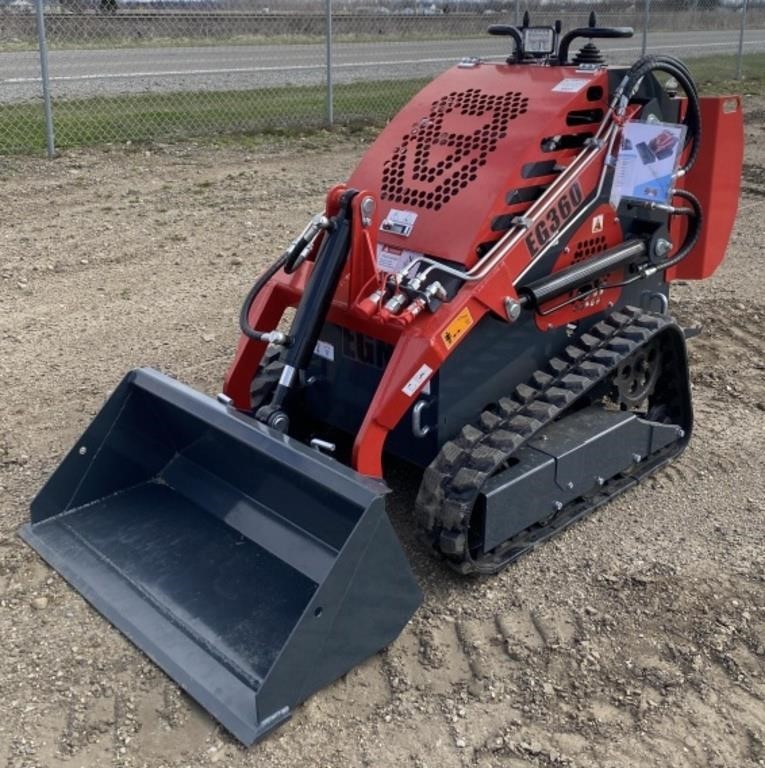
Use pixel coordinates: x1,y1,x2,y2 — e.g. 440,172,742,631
380,88,529,211
572,235,607,263
566,235,613,314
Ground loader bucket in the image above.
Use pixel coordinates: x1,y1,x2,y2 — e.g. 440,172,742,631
20,368,422,745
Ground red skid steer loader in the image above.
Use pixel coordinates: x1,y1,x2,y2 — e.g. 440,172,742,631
21,14,743,746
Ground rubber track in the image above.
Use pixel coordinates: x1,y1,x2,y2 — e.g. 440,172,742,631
415,306,691,575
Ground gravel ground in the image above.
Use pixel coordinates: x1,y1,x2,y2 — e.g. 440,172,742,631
0,101,763,768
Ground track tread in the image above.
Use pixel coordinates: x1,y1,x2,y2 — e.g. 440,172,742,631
414,306,691,575
249,344,285,408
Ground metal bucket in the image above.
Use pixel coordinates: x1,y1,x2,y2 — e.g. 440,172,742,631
20,368,422,745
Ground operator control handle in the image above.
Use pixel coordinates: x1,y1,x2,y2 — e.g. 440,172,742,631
488,24,521,36
558,26,634,64
487,24,523,55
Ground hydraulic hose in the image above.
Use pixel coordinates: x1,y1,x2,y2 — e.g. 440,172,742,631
239,214,332,342
658,188,703,271
238,252,290,343
620,54,701,174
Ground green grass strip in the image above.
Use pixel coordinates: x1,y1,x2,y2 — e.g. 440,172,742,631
0,77,430,154
686,52,765,93
0,53,762,155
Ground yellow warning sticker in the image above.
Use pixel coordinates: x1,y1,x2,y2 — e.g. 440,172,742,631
442,307,473,349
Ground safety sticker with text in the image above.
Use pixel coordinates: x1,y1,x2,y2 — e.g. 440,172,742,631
376,244,421,274
552,78,590,93
442,307,474,349
381,209,418,237
402,364,433,397
313,340,335,362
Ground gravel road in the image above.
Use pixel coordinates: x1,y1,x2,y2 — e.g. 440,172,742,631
0,99,763,768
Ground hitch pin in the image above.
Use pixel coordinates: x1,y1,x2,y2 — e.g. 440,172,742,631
310,438,336,454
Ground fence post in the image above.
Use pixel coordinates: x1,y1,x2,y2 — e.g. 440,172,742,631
325,0,334,126
736,0,748,80
641,0,650,55
35,0,55,157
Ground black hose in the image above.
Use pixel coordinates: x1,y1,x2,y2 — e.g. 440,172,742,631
238,253,289,342
658,188,703,271
633,55,700,171
622,54,701,174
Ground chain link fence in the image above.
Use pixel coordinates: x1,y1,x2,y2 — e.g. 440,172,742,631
1,1,763,155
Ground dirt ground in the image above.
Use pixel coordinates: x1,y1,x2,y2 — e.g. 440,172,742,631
1,100,764,768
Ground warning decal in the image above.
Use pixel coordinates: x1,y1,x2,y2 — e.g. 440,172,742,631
402,364,433,397
552,78,590,93
442,307,474,349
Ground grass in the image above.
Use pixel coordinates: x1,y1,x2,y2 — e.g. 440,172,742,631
0,53,762,156
0,77,430,154
687,53,765,94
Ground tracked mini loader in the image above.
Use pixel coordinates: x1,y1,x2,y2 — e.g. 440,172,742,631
22,14,743,746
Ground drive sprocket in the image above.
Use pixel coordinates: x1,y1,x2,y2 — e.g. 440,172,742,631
613,336,662,409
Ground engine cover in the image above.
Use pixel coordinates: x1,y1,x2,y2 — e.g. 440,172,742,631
348,63,609,270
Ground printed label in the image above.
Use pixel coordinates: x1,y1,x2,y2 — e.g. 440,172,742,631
381,209,418,238
591,214,604,234
610,120,686,207
314,340,335,362
525,181,583,258
402,364,433,397
376,244,421,274
442,307,474,349
552,78,590,93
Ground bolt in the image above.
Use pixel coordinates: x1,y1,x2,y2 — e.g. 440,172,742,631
360,196,376,228
632,453,642,463
503,297,522,322
553,501,563,511
676,428,685,438
654,238,673,258
595,476,605,486
567,481,574,489
268,411,290,433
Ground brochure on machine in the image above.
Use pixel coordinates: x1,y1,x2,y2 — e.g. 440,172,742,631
610,120,686,208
